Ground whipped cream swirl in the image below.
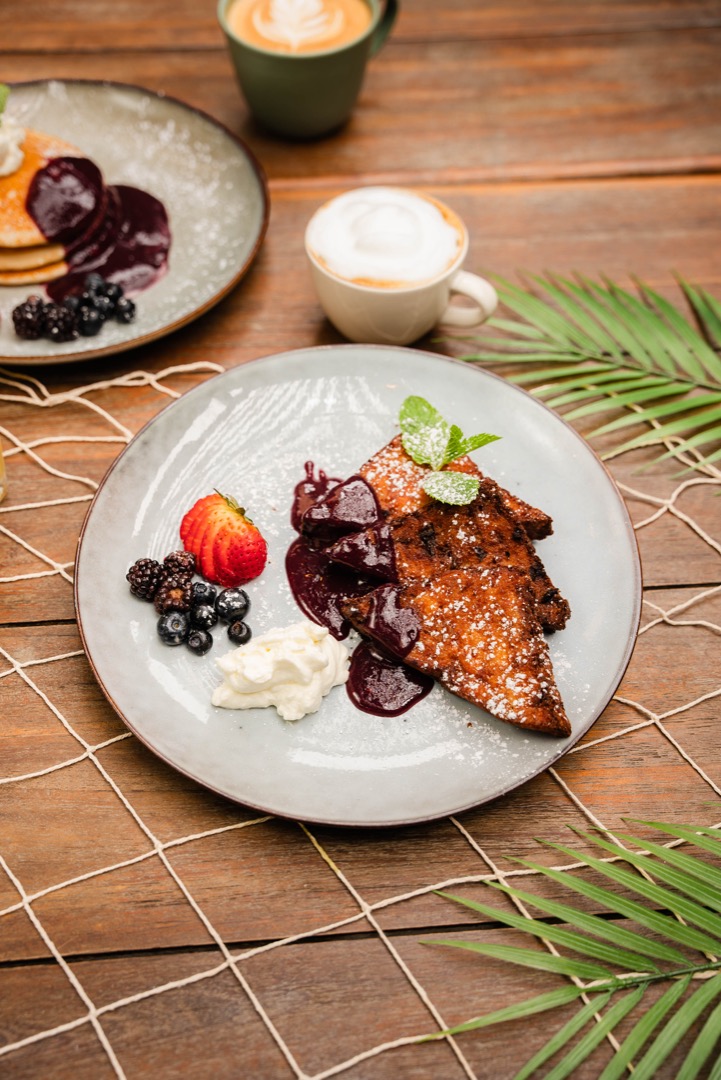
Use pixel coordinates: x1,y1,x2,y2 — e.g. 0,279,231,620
0,118,26,177
212,620,350,721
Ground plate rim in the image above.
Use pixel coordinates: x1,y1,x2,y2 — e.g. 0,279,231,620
1,78,270,367
74,344,644,827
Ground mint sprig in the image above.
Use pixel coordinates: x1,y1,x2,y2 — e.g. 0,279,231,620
399,395,500,505
0,84,9,120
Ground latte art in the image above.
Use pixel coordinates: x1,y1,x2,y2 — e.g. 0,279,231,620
255,0,342,49
228,0,372,53
306,187,465,288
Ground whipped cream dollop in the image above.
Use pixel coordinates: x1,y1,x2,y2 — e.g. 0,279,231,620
306,186,464,287
211,620,350,721
0,119,26,177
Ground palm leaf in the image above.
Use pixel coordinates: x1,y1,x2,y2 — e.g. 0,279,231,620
453,274,721,471
427,822,721,1078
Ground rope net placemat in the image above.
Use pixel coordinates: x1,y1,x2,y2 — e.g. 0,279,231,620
1,360,720,1079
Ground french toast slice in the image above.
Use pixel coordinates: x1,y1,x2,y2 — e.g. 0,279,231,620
321,437,569,633
342,568,571,737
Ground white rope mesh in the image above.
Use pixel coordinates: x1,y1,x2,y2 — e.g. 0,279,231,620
1,360,720,1078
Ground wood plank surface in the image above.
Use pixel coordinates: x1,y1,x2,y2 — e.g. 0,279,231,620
2,0,721,1076
4,31,721,182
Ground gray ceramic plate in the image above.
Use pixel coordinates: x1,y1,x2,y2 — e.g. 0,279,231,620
75,346,642,827
0,80,268,366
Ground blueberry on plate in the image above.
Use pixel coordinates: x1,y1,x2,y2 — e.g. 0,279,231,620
157,611,189,645
216,588,250,623
191,581,217,607
190,603,218,631
78,307,104,337
227,620,252,646
187,629,213,655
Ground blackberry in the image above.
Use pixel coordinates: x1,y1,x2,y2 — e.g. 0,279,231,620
163,549,195,581
92,293,115,319
115,296,136,324
154,575,194,614
12,296,47,340
190,603,218,631
187,629,213,655
227,620,252,646
216,588,250,624
44,303,79,343
157,611,189,646
104,282,124,304
191,581,217,607
126,557,164,600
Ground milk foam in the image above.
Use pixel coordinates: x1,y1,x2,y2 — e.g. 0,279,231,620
253,0,344,50
306,187,464,287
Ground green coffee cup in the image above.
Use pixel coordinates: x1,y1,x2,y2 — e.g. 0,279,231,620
218,0,398,139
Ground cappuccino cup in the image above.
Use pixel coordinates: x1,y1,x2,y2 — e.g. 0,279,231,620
304,186,498,345
218,0,398,138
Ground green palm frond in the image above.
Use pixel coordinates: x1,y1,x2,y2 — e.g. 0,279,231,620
454,274,721,471
425,822,721,1078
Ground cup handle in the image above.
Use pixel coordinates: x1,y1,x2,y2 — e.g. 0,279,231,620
369,0,399,56
439,270,498,328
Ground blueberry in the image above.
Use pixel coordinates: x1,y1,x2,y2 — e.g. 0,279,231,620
78,308,104,336
227,620,252,646
190,603,218,631
187,629,213,655
115,296,136,324
191,581,217,607
216,588,250,623
84,272,106,292
62,294,82,314
157,611,189,645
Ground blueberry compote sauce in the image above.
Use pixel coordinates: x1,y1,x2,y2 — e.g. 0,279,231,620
26,156,171,300
286,462,433,716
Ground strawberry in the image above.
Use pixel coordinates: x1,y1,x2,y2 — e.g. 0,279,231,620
180,492,267,587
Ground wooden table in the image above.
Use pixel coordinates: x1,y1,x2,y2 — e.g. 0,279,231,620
2,3,721,1077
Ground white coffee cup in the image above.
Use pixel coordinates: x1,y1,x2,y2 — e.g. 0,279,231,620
304,186,498,345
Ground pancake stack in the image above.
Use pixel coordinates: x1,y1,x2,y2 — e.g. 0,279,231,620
0,129,105,287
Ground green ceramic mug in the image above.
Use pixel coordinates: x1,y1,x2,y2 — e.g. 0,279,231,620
217,0,398,138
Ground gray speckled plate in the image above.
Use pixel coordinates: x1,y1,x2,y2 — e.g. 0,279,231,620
0,80,268,366
75,346,642,827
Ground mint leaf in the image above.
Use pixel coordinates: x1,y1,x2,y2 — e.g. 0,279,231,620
398,395,499,505
400,395,449,469
399,395,445,432
421,471,480,505
457,432,501,457
0,85,9,119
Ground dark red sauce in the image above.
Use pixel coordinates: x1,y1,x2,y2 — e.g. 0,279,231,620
324,522,397,581
26,156,171,300
347,583,420,657
286,463,434,717
301,473,381,541
347,640,433,716
27,156,105,245
290,461,342,532
285,537,375,641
